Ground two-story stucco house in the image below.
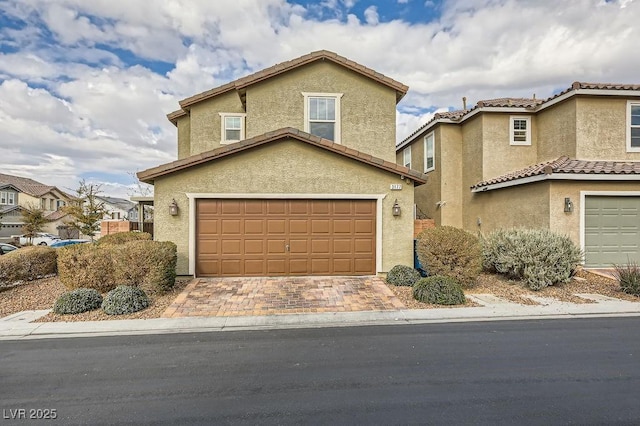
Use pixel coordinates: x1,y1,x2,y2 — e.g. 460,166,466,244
0,173,72,241
139,50,427,277
397,82,640,268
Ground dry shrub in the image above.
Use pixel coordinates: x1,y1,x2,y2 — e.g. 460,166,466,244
98,231,152,246
112,240,177,295
416,226,482,288
0,246,57,287
57,243,116,292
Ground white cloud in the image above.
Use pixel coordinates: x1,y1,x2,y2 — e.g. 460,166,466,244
364,6,379,25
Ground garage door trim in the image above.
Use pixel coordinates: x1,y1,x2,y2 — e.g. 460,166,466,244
186,193,386,276
580,190,640,266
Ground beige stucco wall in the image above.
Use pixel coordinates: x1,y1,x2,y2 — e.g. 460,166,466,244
576,97,640,160
188,91,244,155
439,125,463,228
461,115,484,230
466,182,551,236
245,61,398,162
153,139,414,275
537,98,577,161
176,116,191,159
481,114,537,180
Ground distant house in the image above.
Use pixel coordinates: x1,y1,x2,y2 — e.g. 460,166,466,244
396,82,640,268
0,173,73,240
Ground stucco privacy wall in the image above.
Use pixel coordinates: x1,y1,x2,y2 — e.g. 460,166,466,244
245,61,398,162
153,139,414,275
575,97,639,160
467,181,551,235
188,91,244,155
536,98,576,161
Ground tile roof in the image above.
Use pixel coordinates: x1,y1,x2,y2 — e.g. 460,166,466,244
398,81,640,150
0,173,57,197
176,50,408,113
472,156,640,190
137,127,427,185
475,97,543,108
45,210,68,221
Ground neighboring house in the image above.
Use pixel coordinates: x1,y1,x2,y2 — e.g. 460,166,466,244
139,50,427,277
396,82,640,268
0,173,72,240
96,196,136,220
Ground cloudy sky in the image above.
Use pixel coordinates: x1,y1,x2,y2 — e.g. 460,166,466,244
0,0,637,198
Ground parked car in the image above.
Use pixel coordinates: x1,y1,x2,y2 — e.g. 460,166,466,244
0,243,18,255
16,233,61,246
50,239,91,248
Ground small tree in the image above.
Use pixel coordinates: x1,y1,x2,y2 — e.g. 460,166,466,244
21,204,48,244
63,180,108,241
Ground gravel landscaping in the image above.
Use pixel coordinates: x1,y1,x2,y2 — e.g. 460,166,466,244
0,269,637,321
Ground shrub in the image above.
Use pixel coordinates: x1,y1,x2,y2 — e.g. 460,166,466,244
57,243,115,292
482,228,583,291
98,231,152,246
112,240,177,294
0,246,57,287
413,275,466,305
102,285,150,315
415,226,482,288
386,265,421,286
53,288,103,314
613,261,640,296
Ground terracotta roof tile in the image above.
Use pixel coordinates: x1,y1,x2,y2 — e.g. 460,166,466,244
476,97,543,108
137,128,427,186
472,156,640,190
0,173,61,197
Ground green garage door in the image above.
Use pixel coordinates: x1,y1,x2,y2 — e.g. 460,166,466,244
584,196,640,267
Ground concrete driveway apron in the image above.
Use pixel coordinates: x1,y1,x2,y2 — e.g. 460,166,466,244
162,276,406,318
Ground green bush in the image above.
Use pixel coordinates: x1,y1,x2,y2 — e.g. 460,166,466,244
57,243,115,292
53,288,103,314
0,246,57,287
613,261,640,296
413,275,466,305
386,265,421,286
482,228,583,291
98,231,152,246
415,226,482,288
112,240,177,294
102,285,150,315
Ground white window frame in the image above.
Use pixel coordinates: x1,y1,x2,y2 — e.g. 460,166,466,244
219,113,246,144
0,191,14,205
424,132,435,172
403,146,412,168
627,101,640,152
302,92,343,143
510,116,531,145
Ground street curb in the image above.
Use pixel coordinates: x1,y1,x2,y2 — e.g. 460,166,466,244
2,305,640,340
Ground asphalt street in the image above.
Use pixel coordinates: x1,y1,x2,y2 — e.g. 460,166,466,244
2,317,640,425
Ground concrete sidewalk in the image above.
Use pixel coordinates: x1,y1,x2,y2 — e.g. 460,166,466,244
2,292,640,340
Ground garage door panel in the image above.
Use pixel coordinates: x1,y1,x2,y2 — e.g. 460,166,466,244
585,196,640,267
196,199,376,276
267,219,286,234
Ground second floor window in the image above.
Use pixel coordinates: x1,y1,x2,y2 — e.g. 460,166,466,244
424,132,435,172
219,113,246,144
0,191,15,205
303,92,343,143
403,146,411,168
510,116,531,145
628,101,640,152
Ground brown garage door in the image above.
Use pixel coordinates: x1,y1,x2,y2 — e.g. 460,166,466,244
196,199,376,276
